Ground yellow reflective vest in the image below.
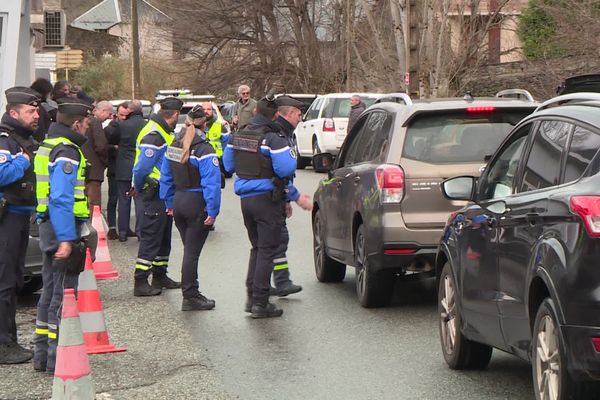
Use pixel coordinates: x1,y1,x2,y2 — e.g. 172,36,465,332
35,137,89,218
206,121,223,157
134,120,173,186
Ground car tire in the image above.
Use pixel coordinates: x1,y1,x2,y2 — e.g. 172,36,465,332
531,298,600,400
19,277,43,295
313,209,346,282
354,225,394,308
439,262,492,369
312,139,325,173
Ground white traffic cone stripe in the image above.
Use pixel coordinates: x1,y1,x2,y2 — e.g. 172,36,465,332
78,270,98,291
79,311,107,333
57,317,85,346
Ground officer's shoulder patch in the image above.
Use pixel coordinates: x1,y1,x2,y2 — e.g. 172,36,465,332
290,148,297,159
62,161,74,174
0,154,7,164
212,157,219,167
144,148,155,158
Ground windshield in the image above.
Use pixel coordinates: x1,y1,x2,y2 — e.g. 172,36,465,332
402,110,532,164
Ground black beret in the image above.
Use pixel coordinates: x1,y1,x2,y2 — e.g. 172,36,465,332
275,95,304,109
187,104,206,119
5,87,42,107
56,98,93,117
159,96,183,111
256,96,278,118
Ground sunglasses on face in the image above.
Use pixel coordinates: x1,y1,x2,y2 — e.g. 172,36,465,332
241,92,250,95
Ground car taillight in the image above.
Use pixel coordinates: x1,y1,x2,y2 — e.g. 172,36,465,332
323,118,335,132
375,165,404,203
570,196,600,237
466,106,496,112
592,337,600,352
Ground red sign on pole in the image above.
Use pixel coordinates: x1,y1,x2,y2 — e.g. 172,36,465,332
404,72,410,86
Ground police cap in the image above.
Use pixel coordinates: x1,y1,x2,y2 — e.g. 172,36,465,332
275,95,304,110
159,96,184,111
56,98,93,117
188,104,206,119
5,87,42,107
256,96,278,118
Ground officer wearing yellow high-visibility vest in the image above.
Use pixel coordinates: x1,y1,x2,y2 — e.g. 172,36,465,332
32,98,92,375
131,97,183,296
201,102,230,183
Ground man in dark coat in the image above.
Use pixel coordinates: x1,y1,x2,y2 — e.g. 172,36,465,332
82,100,111,208
347,94,366,133
107,100,145,241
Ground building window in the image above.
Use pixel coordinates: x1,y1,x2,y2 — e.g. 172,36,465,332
44,11,64,47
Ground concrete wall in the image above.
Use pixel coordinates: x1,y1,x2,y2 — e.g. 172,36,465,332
0,0,34,101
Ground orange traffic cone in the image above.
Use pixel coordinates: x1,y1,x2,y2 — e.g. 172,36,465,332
52,288,95,399
91,205,119,280
78,250,127,355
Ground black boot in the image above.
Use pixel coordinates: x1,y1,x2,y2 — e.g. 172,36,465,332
107,228,118,240
250,302,283,319
151,273,181,289
0,342,33,364
244,296,252,313
33,360,46,372
134,279,162,296
181,294,215,311
126,229,137,238
276,283,303,297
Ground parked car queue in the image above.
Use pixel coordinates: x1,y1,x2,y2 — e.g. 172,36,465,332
310,84,600,400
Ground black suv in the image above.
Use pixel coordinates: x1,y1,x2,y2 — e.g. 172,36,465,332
437,93,600,400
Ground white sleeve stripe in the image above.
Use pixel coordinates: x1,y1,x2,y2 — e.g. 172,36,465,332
48,157,80,166
189,154,216,162
140,144,166,150
270,146,291,154
0,150,12,155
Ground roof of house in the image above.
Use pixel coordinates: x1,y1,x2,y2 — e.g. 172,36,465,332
71,0,170,32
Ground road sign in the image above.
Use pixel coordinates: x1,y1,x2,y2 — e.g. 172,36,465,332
34,53,57,70
56,49,84,69
404,72,410,86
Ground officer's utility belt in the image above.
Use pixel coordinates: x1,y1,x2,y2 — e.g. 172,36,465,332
230,127,274,180
142,176,160,200
165,145,201,190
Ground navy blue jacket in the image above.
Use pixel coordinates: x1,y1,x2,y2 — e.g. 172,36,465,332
223,114,299,200
132,114,173,191
159,132,221,218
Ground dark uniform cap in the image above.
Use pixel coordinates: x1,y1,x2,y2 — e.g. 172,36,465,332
5,86,42,106
256,96,278,118
275,95,304,109
159,96,184,111
188,104,206,119
56,97,94,117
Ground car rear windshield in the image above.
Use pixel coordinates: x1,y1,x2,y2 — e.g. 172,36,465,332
402,109,532,164
322,97,377,118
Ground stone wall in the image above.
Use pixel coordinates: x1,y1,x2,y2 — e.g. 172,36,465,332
462,56,600,101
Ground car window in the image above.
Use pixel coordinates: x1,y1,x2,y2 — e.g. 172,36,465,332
337,117,369,167
518,120,570,193
402,110,531,164
342,112,392,165
304,98,322,120
562,125,600,183
322,97,377,119
480,124,531,201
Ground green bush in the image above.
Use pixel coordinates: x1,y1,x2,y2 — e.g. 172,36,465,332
518,0,567,59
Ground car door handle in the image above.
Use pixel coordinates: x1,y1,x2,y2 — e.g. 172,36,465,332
353,176,360,185
526,213,540,226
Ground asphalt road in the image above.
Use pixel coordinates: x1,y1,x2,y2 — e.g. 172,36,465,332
129,169,535,400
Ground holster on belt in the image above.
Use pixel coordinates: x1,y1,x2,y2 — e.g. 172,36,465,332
142,176,159,200
53,239,87,275
271,177,288,203
0,198,6,222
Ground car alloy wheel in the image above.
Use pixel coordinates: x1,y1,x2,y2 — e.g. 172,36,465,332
535,314,560,400
354,225,393,307
313,211,325,279
440,271,457,356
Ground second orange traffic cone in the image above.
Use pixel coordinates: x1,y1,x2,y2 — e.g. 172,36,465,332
78,250,126,355
91,205,119,280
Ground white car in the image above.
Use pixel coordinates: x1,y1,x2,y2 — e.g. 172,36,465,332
152,95,230,134
294,93,379,169
109,99,152,119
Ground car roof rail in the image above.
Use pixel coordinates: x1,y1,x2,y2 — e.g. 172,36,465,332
495,89,535,102
534,92,600,112
375,93,412,105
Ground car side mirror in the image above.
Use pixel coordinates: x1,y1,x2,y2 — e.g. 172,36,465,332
312,152,334,173
441,176,476,201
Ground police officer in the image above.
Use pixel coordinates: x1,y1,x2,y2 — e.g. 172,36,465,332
0,87,41,364
270,95,312,297
132,97,182,296
160,106,221,311
33,98,92,374
223,96,312,319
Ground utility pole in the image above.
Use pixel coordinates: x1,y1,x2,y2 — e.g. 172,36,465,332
131,0,141,98
407,0,420,97
345,0,353,92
